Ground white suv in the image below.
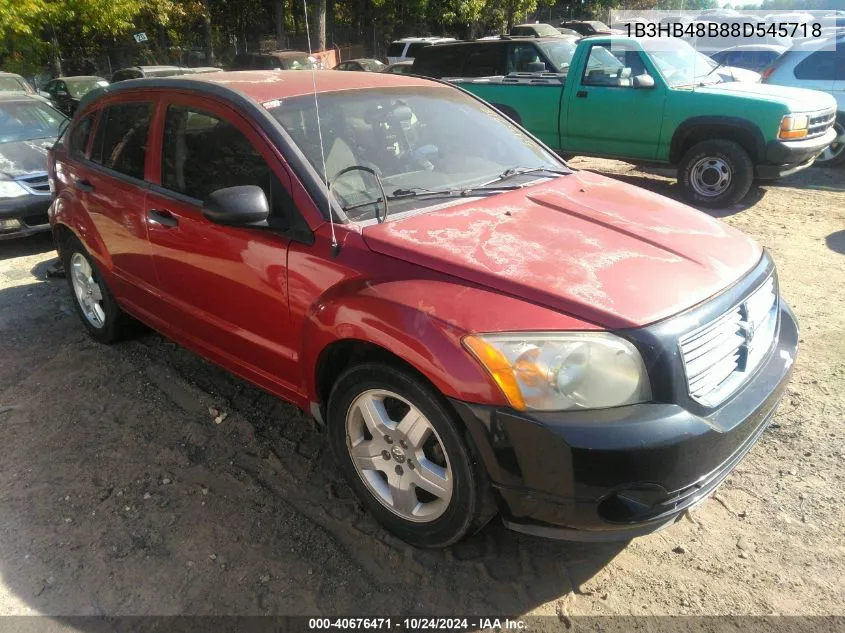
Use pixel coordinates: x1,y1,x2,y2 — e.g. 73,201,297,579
386,37,457,64
762,34,845,165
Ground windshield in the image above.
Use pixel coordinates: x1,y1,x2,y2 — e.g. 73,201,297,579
0,77,30,93
268,86,562,222
0,100,66,143
281,56,316,70
644,39,721,87
537,40,578,71
66,78,108,98
588,21,610,31
360,59,385,71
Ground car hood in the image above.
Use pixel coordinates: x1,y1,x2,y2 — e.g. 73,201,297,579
718,66,761,83
0,138,54,179
696,81,837,111
362,171,762,329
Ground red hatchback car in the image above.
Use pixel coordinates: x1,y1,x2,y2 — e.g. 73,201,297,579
48,71,797,547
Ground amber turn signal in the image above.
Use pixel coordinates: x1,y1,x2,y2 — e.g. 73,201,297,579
462,335,526,411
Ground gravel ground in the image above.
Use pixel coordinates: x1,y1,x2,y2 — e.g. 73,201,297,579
0,160,842,621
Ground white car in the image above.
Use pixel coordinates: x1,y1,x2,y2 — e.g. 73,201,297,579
386,37,457,64
762,33,845,165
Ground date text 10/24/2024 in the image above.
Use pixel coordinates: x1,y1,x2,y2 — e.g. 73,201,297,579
308,618,528,630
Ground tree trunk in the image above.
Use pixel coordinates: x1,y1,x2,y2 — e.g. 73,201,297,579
275,0,286,48
326,0,334,47
201,0,215,65
315,0,327,51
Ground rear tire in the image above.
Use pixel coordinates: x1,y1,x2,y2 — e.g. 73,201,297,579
678,140,754,208
62,235,135,344
327,362,494,548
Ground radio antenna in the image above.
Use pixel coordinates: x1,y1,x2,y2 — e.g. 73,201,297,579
303,0,338,255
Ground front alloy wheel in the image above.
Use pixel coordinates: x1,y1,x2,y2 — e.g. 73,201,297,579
346,389,453,522
328,363,494,547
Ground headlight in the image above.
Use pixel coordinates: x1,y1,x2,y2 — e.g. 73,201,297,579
0,181,27,198
463,332,652,411
779,114,809,140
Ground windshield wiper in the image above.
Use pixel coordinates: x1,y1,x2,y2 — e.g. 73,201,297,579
389,167,568,201
698,62,725,84
477,165,569,188
388,184,524,200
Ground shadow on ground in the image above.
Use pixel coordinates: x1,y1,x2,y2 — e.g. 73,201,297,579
826,230,845,255
0,278,623,618
0,233,54,262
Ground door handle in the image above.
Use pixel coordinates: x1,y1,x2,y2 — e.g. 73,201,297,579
147,209,179,228
74,179,94,192
576,90,588,98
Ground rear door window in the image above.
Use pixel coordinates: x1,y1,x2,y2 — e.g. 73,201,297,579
90,102,153,179
416,46,466,77
507,44,546,73
463,45,504,76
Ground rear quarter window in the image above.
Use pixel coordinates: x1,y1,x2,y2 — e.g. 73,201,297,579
794,50,839,80
69,112,95,158
388,42,407,57
413,46,466,78
406,42,431,57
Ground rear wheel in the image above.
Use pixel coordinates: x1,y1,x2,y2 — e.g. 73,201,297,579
327,363,494,547
814,119,845,167
62,235,135,344
678,139,754,208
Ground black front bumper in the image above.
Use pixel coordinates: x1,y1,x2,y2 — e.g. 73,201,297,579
756,127,837,180
451,262,798,541
0,194,52,240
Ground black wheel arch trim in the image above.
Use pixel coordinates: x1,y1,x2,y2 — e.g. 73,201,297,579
670,116,767,164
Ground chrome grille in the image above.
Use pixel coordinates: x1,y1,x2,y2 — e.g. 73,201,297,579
807,109,836,139
680,276,778,407
16,172,51,195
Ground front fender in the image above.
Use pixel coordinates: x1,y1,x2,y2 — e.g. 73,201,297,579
299,282,510,407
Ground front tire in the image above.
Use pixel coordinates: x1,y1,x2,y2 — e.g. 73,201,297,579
62,235,134,344
678,139,754,208
327,363,494,548
814,118,845,167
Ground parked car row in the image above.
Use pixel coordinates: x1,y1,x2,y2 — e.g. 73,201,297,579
416,34,839,205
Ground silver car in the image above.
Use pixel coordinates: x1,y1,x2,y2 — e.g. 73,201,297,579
762,33,845,165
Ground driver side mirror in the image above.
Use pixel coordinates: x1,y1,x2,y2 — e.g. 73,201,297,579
202,185,269,226
526,61,547,73
633,73,655,89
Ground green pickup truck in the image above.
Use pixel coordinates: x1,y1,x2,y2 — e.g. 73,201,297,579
441,36,838,207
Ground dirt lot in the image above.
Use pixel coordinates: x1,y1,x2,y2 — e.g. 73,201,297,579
0,160,842,621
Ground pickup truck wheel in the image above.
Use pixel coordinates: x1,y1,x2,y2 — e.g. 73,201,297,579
327,363,494,548
814,119,845,166
679,140,753,208
62,235,134,344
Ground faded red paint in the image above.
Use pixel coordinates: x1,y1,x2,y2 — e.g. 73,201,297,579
364,170,761,329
